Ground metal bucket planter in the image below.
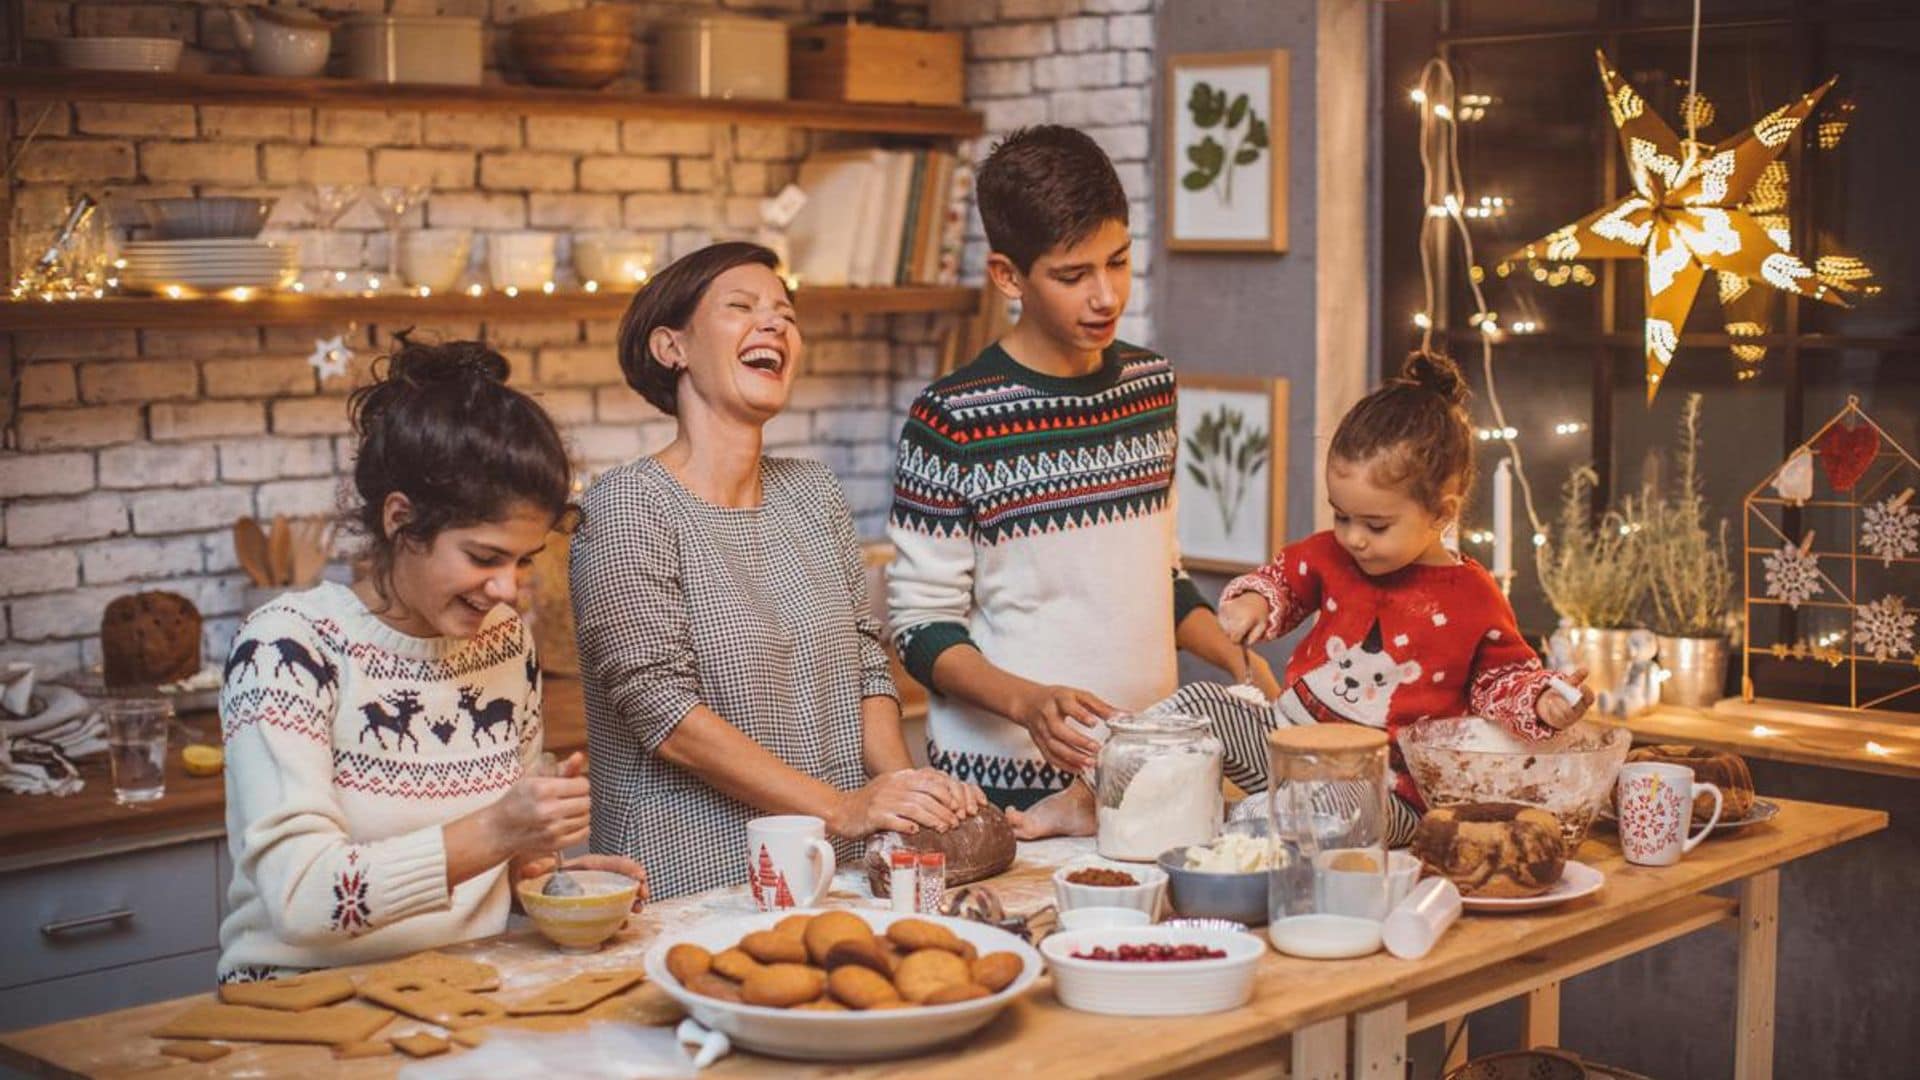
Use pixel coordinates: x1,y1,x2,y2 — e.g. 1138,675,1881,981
1657,634,1729,708
1566,626,1636,698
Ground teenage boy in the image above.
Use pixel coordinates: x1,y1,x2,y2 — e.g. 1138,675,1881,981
887,126,1282,837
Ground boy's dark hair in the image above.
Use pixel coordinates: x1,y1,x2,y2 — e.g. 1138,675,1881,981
1328,350,1476,516
616,241,783,415
976,125,1129,273
348,335,574,591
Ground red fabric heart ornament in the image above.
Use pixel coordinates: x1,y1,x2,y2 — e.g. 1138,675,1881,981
1816,421,1879,491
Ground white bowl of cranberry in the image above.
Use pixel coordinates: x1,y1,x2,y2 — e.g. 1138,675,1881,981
1040,925,1264,1016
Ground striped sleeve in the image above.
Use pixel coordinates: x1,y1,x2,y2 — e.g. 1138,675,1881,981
886,390,978,688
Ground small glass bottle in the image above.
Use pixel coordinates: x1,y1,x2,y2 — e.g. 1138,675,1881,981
1094,711,1223,861
888,849,918,913
1265,725,1392,959
915,850,946,914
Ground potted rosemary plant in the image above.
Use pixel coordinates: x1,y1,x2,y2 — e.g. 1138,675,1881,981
1637,395,1735,707
1537,465,1645,696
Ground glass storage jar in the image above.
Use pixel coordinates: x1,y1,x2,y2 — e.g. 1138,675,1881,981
1094,711,1223,862
1265,725,1391,959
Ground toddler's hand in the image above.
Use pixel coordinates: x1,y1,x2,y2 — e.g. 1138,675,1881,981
1536,668,1594,730
1218,592,1272,645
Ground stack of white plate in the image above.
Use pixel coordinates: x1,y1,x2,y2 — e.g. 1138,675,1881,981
120,239,299,294
53,37,183,73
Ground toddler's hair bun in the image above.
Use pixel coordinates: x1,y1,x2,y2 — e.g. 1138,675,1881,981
1397,349,1468,408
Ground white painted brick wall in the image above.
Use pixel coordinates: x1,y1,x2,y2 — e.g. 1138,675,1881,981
1,0,1157,675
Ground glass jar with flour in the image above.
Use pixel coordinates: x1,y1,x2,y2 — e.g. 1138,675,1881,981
1094,712,1223,861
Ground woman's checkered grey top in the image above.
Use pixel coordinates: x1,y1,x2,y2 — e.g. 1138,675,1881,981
570,455,896,900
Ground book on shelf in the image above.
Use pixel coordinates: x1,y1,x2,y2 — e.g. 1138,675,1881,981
787,144,973,288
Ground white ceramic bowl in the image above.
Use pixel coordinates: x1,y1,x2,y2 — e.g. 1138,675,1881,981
572,231,655,286
487,231,557,290
643,908,1042,1062
54,36,183,72
1058,906,1153,932
1052,860,1168,917
1041,925,1264,1016
399,229,473,291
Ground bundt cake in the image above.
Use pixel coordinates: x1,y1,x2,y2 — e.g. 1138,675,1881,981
1624,744,1754,823
1411,802,1567,899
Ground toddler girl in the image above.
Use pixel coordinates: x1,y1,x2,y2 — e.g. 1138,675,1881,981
1218,351,1592,843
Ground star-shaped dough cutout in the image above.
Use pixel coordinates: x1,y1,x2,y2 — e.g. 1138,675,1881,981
1506,51,1860,403
307,335,352,382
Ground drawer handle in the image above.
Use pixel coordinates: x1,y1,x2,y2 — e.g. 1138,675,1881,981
40,909,136,937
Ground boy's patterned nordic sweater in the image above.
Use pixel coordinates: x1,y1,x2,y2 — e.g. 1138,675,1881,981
215,582,541,982
1225,530,1558,807
887,341,1208,801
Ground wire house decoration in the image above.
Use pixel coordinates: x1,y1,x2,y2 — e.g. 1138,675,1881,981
1743,397,1920,713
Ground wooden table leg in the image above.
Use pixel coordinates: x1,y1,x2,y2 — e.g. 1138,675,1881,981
1351,1000,1406,1077
1522,981,1562,1048
1735,869,1780,1080
1443,1017,1470,1071
1292,1015,1348,1080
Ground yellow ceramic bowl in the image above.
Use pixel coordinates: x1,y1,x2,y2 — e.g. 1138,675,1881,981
516,870,639,954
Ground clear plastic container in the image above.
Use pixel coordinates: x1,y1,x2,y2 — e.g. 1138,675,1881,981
1265,725,1391,959
1094,711,1223,862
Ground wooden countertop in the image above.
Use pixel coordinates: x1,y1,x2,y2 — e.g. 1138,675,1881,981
0,679,589,871
1627,698,1920,781
0,797,1886,1078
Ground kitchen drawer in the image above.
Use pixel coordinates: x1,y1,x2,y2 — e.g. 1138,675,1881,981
0,947,218,1034
0,840,218,991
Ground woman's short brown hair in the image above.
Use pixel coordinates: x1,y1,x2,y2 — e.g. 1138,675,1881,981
615,241,782,415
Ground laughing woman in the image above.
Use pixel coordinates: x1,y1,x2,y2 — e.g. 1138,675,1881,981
216,339,644,983
573,242,983,900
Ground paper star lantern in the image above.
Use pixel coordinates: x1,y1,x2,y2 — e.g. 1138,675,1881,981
307,334,352,382
1507,51,1858,403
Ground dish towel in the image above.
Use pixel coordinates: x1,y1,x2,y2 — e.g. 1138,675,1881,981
0,669,102,796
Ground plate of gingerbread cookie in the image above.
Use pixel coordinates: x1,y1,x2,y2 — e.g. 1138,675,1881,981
642,908,1042,1061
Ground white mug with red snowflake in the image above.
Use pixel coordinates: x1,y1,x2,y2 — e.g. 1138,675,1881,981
1616,763,1723,867
746,815,836,911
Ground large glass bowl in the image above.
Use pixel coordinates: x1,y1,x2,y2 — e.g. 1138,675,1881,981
1397,717,1631,849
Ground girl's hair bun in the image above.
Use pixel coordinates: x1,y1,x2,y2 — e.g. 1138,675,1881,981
384,334,510,387
1398,349,1469,408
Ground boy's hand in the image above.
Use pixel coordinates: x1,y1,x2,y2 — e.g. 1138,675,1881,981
1218,593,1272,646
1010,685,1112,774
1536,668,1594,730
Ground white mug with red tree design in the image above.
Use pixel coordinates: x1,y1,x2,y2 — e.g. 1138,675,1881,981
1616,762,1723,866
746,815,836,911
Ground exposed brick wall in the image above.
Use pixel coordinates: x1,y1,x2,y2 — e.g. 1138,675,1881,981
1,0,1155,677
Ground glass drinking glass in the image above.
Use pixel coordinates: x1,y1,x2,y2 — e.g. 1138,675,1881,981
101,698,171,805
372,185,429,292
1265,725,1391,959
304,184,362,292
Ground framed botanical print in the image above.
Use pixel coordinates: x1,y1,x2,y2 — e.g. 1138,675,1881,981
1165,49,1290,253
1176,374,1289,574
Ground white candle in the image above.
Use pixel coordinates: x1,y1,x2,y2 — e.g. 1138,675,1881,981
1492,457,1513,578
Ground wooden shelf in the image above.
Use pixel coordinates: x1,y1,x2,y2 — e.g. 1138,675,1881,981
0,285,981,331
0,67,983,137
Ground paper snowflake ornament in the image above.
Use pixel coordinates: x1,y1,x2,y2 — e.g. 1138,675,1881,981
1854,595,1916,663
307,335,353,381
1506,52,1858,403
1762,539,1823,610
1862,493,1918,567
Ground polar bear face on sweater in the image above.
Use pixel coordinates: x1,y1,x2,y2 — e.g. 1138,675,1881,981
1297,626,1423,729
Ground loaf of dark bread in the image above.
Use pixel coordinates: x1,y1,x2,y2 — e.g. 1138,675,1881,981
100,591,201,688
865,803,1017,897
1623,744,1755,822
1411,802,1565,899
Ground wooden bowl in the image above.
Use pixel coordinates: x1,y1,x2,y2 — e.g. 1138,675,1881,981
509,28,631,88
512,5,630,37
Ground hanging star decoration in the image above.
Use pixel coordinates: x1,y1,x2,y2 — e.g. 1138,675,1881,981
1504,51,1861,403
307,334,353,382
